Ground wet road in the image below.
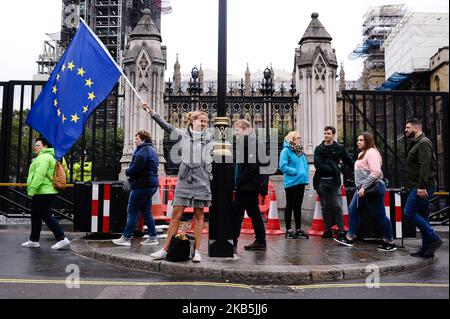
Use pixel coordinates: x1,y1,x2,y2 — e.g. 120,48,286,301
0,225,448,300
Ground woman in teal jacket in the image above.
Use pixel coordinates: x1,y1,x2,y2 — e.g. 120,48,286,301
279,131,309,239
21,137,70,250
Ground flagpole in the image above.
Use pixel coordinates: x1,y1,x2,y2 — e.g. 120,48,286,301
79,18,145,105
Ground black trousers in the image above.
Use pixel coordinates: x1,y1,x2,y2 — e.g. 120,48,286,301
284,184,306,231
233,190,266,245
30,194,65,242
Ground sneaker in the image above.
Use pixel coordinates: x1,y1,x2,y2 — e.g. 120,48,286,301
150,248,167,260
423,237,443,257
51,237,70,250
333,236,354,247
21,240,40,248
378,242,397,252
285,229,296,239
192,250,202,263
112,235,131,246
244,240,267,251
233,245,238,254
295,229,309,239
321,230,333,238
141,238,159,246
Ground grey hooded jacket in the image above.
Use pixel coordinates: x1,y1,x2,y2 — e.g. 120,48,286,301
151,113,214,201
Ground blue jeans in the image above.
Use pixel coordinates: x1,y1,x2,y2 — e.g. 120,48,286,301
348,181,394,241
404,188,438,248
123,187,158,239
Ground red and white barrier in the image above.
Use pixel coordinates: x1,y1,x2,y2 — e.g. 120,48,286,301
394,192,402,239
91,183,99,232
102,184,111,233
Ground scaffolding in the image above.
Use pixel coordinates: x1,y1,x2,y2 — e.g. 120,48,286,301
349,4,408,71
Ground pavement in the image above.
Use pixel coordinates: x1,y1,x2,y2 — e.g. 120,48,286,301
70,223,444,285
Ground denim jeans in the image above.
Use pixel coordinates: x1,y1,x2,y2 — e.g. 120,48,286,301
348,181,394,241
30,194,65,242
404,188,438,248
233,190,266,244
123,187,158,239
317,180,344,232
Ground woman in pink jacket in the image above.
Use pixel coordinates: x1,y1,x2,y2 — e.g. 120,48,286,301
334,132,396,251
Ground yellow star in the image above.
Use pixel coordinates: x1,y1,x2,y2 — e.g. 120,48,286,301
61,64,66,72
77,67,86,77
83,106,89,113
67,61,76,71
62,114,67,123
88,92,96,101
56,74,60,81
57,109,61,117
71,114,80,124
54,99,58,107
52,86,57,94
85,78,94,87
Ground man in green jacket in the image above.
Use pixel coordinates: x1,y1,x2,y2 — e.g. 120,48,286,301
313,126,354,238
22,137,70,250
404,118,442,258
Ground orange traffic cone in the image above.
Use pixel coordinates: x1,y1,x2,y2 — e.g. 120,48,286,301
308,195,325,236
265,190,284,235
341,185,349,231
240,211,255,234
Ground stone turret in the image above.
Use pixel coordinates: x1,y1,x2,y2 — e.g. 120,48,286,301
120,8,167,178
294,12,338,156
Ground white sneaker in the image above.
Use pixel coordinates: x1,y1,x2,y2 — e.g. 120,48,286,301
150,248,167,260
21,240,40,248
51,237,70,250
141,238,159,246
112,236,131,246
192,250,201,263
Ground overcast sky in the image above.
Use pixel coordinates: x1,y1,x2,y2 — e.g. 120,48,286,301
0,0,448,82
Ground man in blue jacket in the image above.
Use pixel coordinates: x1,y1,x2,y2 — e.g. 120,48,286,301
113,130,160,246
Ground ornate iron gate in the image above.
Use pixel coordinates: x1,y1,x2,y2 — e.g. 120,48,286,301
163,68,299,175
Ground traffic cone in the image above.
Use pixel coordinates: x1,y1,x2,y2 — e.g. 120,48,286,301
240,211,255,234
265,190,284,235
308,195,325,236
341,185,349,231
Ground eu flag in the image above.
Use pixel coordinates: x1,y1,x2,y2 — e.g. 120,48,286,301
26,19,121,160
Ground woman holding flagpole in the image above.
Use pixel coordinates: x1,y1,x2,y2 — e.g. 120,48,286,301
142,102,213,263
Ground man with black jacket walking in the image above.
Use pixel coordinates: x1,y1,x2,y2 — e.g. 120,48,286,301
233,120,268,252
404,118,443,258
313,126,354,238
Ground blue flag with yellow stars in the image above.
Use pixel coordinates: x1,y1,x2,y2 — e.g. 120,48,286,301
26,19,121,160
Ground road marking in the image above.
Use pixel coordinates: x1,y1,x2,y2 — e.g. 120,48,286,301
0,278,447,290
0,278,252,289
289,283,449,289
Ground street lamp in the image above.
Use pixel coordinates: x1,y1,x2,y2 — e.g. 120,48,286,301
208,0,234,257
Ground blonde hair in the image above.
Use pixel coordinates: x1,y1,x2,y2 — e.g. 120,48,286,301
235,119,252,130
186,111,208,128
284,131,300,143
